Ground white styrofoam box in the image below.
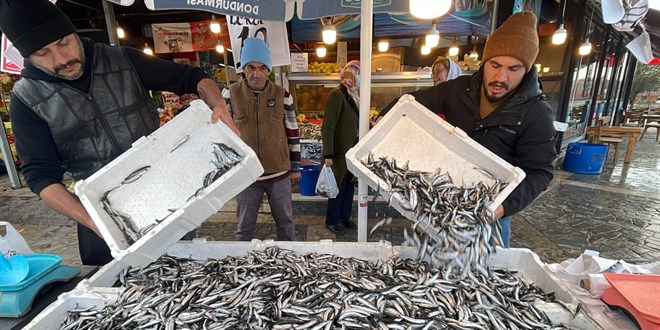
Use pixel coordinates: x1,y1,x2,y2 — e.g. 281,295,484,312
74,100,264,266
24,287,120,330
29,242,626,330
345,94,526,218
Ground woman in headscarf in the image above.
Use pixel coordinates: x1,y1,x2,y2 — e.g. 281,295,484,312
431,56,462,86
321,60,360,235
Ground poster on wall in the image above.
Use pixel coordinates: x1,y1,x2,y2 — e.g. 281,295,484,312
1,35,23,74
152,19,230,54
227,16,290,72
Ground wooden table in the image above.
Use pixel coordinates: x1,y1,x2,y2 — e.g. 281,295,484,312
586,126,643,163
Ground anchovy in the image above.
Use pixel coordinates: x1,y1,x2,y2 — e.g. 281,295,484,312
61,247,579,330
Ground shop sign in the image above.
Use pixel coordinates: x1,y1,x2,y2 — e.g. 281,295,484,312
296,0,407,18
151,19,229,54
142,0,291,21
227,16,291,71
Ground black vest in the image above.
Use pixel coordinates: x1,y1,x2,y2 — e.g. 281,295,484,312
13,43,158,180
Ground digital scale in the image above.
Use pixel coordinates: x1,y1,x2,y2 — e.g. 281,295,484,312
0,254,79,318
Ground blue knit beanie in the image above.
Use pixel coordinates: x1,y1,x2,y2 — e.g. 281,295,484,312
240,38,272,71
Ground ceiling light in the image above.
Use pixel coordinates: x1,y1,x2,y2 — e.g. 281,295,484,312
410,0,452,19
425,23,440,48
579,40,592,55
216,42,224,53
421,44,431,55
143,43,153,56
316,45,327,57
322,24,336,44
116,26,125,39
552,24,567,45
210,15,221,34
378,40,389,52
448,37,459,56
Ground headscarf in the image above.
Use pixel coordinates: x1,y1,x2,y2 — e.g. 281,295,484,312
340,60,360,108
447,60,462,80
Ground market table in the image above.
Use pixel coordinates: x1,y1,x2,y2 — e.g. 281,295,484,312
0,266,97,330
585,126,643,163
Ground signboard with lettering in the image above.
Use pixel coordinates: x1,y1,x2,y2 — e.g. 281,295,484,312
152,19,229,54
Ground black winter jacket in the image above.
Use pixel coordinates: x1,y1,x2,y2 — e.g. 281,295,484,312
11,37,209,195
380,67,556,216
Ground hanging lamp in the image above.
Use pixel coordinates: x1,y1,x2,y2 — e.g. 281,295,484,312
425,21,440,48
552,0,568,45
448,37,459,56
322,24,336,44
378,40,389,52
143,43,153,55
210,15,221,34
410,0,452,19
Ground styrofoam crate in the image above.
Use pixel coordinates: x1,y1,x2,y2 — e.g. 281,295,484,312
345,94,526,218
74,100,264,266
28,242,629,330
23,287,120,330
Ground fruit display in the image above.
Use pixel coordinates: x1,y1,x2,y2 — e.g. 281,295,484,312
307,62,340,75
293,85,328,113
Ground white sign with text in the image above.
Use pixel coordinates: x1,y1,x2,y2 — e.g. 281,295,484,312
227,16,290,72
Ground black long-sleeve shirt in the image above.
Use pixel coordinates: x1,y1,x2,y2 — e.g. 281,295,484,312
11,37,210,195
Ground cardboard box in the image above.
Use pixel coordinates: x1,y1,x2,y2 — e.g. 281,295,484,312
74,100,264,266
345,94,526,219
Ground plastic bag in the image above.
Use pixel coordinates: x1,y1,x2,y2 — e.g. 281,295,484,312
0,221,33,254
315,165,339,198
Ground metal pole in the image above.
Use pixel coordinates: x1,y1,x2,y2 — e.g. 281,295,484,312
223,51,231,87
0,116,21,188
490,0,500,36
357,0,373,242
102,0,120,46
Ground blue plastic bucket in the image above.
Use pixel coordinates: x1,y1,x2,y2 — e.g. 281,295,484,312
299,165,320,196
563,142,608,174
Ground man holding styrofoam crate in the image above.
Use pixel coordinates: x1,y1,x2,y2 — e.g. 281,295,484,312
222,38,300,242
0,0,239,266
378,12,557,248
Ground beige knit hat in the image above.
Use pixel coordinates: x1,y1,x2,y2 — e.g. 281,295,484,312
482,12,539,72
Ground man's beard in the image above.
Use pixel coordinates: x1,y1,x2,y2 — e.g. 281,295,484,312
33,37,86,80
483,81,512,102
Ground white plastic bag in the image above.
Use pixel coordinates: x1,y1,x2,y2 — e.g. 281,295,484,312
315,165,339,198
0,221,33,254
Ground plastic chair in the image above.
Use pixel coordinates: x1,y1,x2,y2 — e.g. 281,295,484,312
596,116,624,163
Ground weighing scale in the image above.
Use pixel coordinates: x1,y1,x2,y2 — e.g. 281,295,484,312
0,254,80,318
602,273,660,330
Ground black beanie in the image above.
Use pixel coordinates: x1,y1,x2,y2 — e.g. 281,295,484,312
0,0,77,57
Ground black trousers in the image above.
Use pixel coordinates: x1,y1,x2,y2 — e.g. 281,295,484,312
76,223,113,266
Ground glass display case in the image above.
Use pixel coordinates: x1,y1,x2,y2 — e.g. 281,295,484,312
283,72,437,116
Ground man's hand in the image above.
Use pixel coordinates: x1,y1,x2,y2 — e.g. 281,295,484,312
291,172,301,183
196,78,240,137
210,102,240,137
324,159,333,167
490,205,505,223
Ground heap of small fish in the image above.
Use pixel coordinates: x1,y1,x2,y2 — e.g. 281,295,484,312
99,141,243,245
298,121,322,140
362,153,507,276
61,247,583,330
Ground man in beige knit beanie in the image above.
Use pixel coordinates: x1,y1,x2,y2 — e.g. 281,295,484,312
379,12,556,248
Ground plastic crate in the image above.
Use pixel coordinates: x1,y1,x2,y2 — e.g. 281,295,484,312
345,94,526,219
74,100,264,266
25,242,630,330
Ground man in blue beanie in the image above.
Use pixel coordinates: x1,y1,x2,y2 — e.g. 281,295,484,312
223,38,300,241
0,0,239,265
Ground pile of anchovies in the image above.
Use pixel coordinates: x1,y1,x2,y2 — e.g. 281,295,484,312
61,247,584,330
362,153,507,277
99,141,243,245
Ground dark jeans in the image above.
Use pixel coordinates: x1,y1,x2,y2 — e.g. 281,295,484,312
77,223,113,266
325,171,355,226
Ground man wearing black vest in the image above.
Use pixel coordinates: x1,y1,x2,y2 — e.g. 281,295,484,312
0,0,239,265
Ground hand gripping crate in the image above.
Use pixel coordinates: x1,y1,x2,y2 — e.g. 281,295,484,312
345,94,526,219
74,100,264,266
